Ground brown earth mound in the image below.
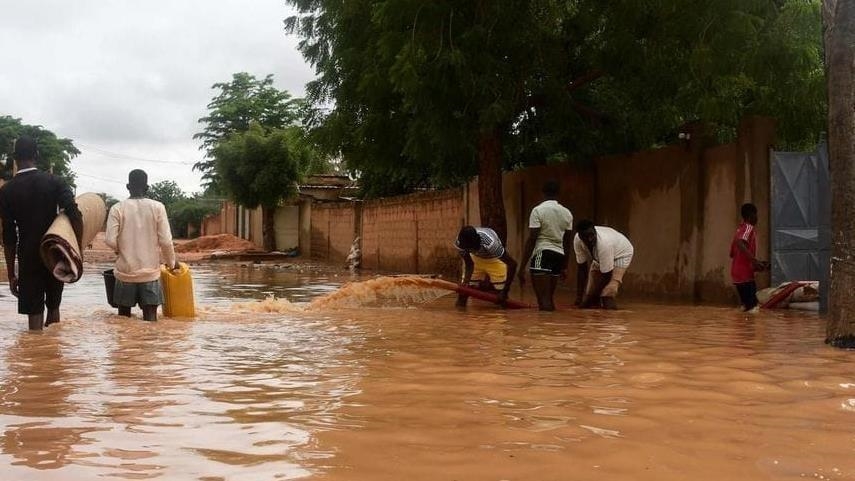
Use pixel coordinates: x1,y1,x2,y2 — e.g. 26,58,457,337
175,234,260,253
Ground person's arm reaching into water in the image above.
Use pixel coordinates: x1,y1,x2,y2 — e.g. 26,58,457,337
576,262,588,306
456,252,475,308
460,252,474,285
498,251,517,307
573,234,588,306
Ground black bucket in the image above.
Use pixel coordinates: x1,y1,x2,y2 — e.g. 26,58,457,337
103,269,118,308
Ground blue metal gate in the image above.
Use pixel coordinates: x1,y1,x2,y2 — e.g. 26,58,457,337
769,141,830,311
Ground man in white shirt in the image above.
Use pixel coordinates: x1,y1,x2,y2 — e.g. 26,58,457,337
519,180,573,310
105,169,178,321
573,220,634,309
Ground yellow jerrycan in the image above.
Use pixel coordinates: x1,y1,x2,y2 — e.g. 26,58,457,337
160,262,196,318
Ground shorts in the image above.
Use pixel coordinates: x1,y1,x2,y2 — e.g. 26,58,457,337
464,256,508,290
592,255,633,272
734,281,758,310
114,279,164,308
17,261,63,315
529,249,566,275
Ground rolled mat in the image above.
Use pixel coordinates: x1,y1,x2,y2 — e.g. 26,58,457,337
761,281,807,309
40,192,107,283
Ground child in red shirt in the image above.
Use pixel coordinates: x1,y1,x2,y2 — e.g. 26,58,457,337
730,203,769,312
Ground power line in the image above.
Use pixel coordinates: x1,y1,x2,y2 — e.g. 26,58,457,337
76,142,197,165
76,172,126,184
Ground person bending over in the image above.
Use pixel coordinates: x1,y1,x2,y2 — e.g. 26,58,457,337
574,220,634,310
455,226,518,308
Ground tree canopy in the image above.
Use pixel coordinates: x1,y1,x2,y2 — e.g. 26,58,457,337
285,0,826,236
147,180,220,238
212,123,315,249
195,72,332,249
0,115,80,187
194,73,304,193
148,180,185,208
212,123,308,209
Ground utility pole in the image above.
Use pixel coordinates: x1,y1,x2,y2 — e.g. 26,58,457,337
824,0,855,347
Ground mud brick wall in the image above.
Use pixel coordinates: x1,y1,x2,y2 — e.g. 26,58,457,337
596,116,775,303
311,202,357,264
361,189,463,276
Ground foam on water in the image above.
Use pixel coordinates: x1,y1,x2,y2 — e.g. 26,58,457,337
196,276,458,315
307,276,456,310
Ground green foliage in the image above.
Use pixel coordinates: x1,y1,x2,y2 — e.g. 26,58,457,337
148,180,185,207
169,196,221,238
0,115,79,187
287,0,560,196
144,180,220,238
194,73,305,192
285,0,826,197
586,0,826,150
212,123,310,209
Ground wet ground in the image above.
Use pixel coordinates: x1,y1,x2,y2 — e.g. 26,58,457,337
0,262,852,481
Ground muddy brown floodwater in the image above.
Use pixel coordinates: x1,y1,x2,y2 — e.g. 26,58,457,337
0,263,852,481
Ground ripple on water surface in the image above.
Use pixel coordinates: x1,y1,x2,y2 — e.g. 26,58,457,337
0,264,852,481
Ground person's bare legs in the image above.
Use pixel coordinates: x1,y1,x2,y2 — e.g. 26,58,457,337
45,308,60,327
118,306,132,317
581,271,613,309
141,305,158,322
602,297,618,309
600,267,625,310
44,282,64,327
27,313,44,331
455,293,469,308
531,274,557,311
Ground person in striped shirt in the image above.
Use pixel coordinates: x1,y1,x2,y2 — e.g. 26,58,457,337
455,226,518,308
730,203,769,312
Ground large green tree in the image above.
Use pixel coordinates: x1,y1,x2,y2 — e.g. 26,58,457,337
286,0,825,240
148,180,186,208
587,0,825,150
212,123,314,250
287,0,578,239
194,73,304,193
0,115,79,187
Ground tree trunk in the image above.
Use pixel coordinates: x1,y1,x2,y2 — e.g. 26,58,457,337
262,205,276,252
477,127,507,242
824,0,855,347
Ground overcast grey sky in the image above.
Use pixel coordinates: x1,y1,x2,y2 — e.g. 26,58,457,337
0,0,315,199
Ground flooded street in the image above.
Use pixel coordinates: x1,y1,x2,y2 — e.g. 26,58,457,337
0,263,853,480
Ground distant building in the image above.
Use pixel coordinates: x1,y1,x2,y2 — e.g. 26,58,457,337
199,174,359,254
